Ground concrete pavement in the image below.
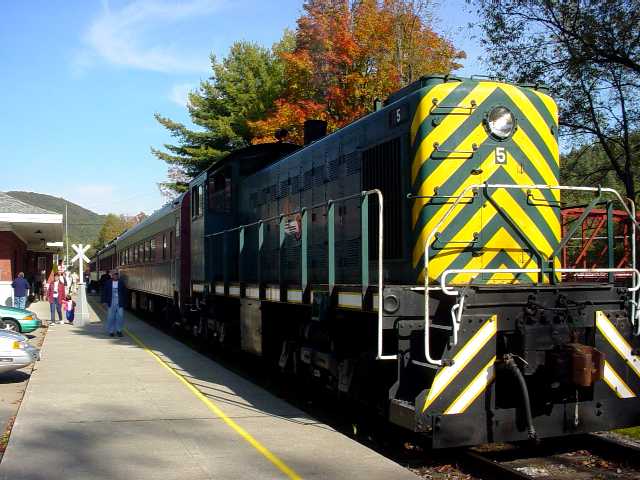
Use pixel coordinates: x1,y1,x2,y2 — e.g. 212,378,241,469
0,300,417,479
0,301,46,460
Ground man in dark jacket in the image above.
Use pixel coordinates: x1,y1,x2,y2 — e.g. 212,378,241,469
101,271,127,337
11,272,30,310
99,272,111,296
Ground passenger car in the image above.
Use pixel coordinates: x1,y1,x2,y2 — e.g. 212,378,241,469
0,330,40,373
0,305,42,333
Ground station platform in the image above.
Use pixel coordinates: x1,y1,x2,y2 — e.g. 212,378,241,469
0,299,417,479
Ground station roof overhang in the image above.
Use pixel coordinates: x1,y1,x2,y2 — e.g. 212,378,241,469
0,212,64,253
0,193,65,252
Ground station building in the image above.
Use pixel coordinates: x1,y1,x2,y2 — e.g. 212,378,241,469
0,193,63,306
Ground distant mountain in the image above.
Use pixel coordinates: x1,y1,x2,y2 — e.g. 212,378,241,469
5,191,106,254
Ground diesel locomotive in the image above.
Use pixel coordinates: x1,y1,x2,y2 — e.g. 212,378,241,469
94,75,640,448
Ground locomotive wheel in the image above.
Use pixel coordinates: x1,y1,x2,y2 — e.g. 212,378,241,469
192,318,208,349
162,305,170,328
191,320,199,338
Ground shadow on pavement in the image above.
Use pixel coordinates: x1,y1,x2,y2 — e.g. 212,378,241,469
74,297,331,431
0,398,346,480
0,371,30,385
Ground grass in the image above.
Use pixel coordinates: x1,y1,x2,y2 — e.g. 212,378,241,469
615,426,640,439
0,416,15,454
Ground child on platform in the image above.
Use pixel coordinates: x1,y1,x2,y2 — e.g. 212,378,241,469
64,295,76,324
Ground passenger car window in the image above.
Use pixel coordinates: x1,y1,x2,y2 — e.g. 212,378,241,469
162,234,167,260
192,185,202,218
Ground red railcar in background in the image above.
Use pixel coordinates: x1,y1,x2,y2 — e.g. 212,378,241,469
561,206,638,282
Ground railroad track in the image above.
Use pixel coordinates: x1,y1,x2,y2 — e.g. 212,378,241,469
460,433,640,479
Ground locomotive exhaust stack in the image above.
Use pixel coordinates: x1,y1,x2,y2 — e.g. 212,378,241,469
303,119,327,145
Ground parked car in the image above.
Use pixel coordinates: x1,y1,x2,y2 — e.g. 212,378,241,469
0,306,42,333
0,330,40,373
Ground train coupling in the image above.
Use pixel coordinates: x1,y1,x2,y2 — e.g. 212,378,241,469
547,343,605,388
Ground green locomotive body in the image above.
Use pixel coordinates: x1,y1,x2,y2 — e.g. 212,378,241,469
100,75,640,448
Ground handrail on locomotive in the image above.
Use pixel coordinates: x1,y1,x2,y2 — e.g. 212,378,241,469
205,188,394,361
417,183,640,368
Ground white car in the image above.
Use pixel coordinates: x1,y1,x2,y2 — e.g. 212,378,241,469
0,330,40,373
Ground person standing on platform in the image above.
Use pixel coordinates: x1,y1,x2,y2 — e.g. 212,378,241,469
27,273,35,303
99,272,111,296
101,271,127,337
65,271,71,295
47,273,65,325
33,271,42,301
41,270,48,301
11,273,30,310
63,270,71,296
71,271,79,294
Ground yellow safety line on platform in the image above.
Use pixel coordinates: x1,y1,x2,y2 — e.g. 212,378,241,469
124,328,302,480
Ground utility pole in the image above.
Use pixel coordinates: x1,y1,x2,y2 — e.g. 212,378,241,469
65,201,69,267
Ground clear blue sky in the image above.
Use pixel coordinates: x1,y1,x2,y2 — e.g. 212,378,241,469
1,0,481,215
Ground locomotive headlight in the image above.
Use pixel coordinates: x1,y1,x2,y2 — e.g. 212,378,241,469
487,106,515,139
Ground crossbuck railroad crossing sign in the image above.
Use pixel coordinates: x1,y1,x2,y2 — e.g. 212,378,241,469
71,243,91,325
71,244,91,265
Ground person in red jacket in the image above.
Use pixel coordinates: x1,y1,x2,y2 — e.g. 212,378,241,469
47,273,66,326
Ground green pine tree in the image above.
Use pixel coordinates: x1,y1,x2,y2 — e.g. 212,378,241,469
153,35,294,194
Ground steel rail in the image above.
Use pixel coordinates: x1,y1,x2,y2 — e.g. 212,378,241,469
580,433,640,467
458,449,533,480
458,434,640,480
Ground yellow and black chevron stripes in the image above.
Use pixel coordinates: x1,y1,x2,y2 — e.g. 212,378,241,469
499,84,558,162
411,129,489,230
414,169,560,267
410,79,560,284
449,227,539,284
531,89,558,124
511,128,560,201
603,360,636,399
415,188,561,284
411,84,498,185
444,356,496,414
596,311,640,380
410,81,461,148
422,315,497,413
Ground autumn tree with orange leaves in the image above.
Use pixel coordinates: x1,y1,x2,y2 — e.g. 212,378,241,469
152,0,463,193
250,0,465,144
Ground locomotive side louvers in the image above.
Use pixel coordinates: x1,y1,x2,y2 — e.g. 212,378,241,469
362,137,403,260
